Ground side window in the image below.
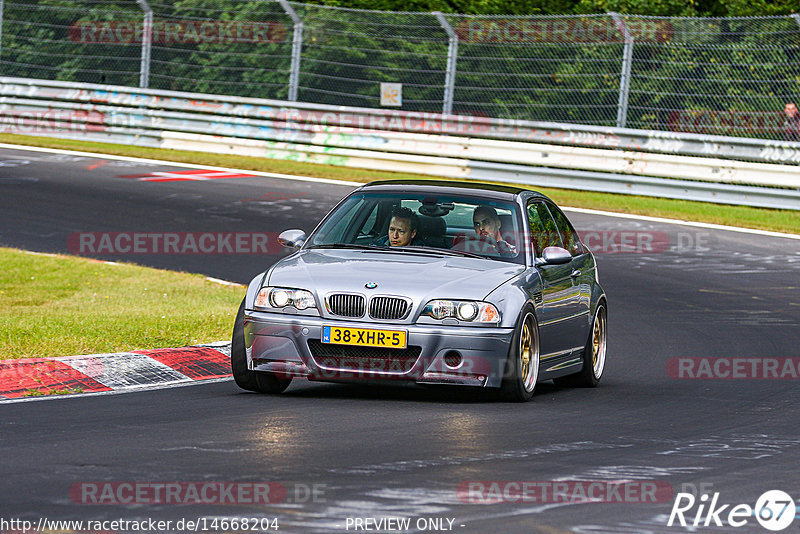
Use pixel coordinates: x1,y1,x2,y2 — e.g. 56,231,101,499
547,203,584,256
527,201,563,256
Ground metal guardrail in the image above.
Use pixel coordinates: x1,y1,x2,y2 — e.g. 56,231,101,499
6,3,800,140
4,77,800,165
0,77,798,210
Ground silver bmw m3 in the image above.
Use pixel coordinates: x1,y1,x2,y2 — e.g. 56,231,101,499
231,180,607,401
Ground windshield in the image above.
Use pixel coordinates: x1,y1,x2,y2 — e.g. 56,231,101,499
307,191,525,265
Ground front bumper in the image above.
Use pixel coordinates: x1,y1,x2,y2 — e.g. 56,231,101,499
244,309,515,388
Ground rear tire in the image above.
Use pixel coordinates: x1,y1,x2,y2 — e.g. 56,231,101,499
231,299,292,394
554,302,606,388
499,305,539,402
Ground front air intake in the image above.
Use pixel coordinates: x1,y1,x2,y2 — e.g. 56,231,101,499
327,293,366,318
368,296,410,320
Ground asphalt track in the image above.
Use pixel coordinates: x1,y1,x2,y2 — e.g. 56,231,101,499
1,146,800,533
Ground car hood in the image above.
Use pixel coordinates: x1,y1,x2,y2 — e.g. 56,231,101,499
267,248,524,303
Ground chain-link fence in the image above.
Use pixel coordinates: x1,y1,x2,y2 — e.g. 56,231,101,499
2,1,800,140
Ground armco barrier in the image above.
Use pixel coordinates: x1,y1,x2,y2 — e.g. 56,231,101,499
0,77,798,210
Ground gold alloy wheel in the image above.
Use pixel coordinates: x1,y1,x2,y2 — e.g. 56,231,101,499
520,321,531,382
520,313,538,391
591,307,607,378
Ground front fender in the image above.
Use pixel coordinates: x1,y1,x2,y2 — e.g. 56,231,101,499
244,273,265,310
484,270,541,328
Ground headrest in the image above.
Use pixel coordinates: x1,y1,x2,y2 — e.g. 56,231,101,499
498,214,516,244
498,214,514,231
418,215,446,236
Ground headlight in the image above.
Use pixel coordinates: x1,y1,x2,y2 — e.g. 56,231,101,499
422,300,500,323
255,287,317,311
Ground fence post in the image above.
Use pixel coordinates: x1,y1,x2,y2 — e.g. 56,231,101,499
0,0,5,62
433,11,458,115
278,0,303,101
609,12,633,128
136,0,152,88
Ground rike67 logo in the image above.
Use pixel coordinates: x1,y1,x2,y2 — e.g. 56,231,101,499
668,490,797,531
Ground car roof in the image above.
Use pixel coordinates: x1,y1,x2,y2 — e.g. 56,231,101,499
360,179,549,201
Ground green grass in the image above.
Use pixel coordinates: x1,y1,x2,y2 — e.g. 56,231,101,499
0,248,243,359
1,133,798,234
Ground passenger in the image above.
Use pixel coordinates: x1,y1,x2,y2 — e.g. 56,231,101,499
783,102,800,141
453,205,516,256
376,206,418,247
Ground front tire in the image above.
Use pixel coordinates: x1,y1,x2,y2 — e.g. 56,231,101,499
231,299,292,394
554,302,606,388
499,305,539,402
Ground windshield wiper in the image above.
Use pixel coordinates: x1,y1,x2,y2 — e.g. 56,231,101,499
306,243,485,259
393,246,485,259
306,243,392,251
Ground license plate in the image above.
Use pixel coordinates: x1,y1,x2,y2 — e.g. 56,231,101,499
321,325,407,349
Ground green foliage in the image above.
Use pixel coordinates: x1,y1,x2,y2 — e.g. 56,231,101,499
295,0,798,16
2,0,799,136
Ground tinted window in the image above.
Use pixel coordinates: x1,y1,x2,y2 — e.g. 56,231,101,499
547,203,583,256
527,201,562,256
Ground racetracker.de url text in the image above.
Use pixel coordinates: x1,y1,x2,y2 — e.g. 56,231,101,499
0,516,280,533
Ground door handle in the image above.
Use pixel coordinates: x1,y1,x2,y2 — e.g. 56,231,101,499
571,269,581,278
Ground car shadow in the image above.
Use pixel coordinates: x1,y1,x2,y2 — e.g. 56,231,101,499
265,379,563,404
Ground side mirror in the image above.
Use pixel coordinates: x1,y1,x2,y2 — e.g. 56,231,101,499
540,246,572,265
278,229,306,250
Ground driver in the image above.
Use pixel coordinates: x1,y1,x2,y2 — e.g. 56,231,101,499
453,205,516,256
375,206,418,247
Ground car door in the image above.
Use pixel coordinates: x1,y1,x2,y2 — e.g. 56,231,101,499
546,201,593,346
526,201,584,362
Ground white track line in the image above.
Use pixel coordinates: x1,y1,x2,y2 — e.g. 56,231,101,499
1,142,797,240
206,276,245,287
562,207,800,241
0,142,358,187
